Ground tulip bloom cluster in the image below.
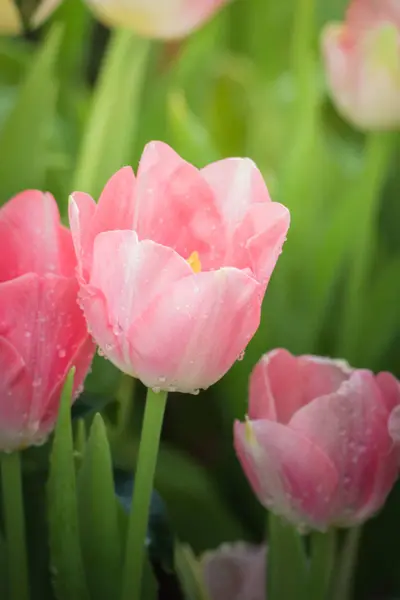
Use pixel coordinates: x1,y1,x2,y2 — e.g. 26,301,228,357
235,349,400,531
322,0,400,130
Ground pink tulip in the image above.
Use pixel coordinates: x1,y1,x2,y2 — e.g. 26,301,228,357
234,349,400,531
321,0,400,130
202,542,266,600
0,191,95,451
68,142,289,393
84,0,230,40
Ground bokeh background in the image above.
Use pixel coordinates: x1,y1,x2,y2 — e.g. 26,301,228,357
0,1,399,598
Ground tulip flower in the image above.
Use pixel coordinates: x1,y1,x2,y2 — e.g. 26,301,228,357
68,141,289,394
0,0,62,33
85,0,230,40
321,0,400,130
234,349,400,531
0,190,95,451
202,542,266,600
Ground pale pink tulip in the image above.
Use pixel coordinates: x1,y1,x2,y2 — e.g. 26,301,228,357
84,0,230,40
0,191,95,451
202,542,266,600
0,0,63,33
234,349,400,531
69,142,289,393
321,0,400,130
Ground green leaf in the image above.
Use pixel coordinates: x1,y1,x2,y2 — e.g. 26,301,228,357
115,496,158,600
174,543,211,600
73,29,150,198
77,413,122,600
47,369,90,600
267,514,309,600
167,89,219,167
0,24,61,203
0,532,7,598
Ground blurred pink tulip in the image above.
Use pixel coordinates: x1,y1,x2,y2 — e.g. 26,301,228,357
202,542,266,600
69,142,289,393
0,191,95,451
234,349,400,531
85,0,230,40
321,0,400,130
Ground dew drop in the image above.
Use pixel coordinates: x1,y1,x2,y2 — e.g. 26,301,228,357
25,331,32,338
152,386,161,394
58,349,66,358
192,389,200,396
237,350,245,361
158,376,166,384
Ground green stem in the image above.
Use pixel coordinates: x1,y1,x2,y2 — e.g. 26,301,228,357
338,132,395,362
1,452,29,600
291,0,316,115
332,527,362,600
267,513,309,600
121,387,168,600
308,530,337,599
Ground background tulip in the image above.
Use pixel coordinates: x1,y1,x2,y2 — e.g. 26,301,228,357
0,190,94,451
234,349,400,531
321,0,400,130
69,141,290,394
202,542,266,600
84,0,230,40
0,0,62,33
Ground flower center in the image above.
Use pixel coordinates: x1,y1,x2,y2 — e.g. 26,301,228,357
187,251,202,273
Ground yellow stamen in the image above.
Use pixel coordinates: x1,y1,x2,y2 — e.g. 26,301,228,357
187,251,202,273
245,416,257,446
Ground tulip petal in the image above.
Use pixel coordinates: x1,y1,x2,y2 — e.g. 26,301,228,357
81,230,194,375
232,201,290,285
0,273,94,426
376,371,400,413
128,268,261,392
85,0,229,40
69,167,136,279
135,141,225,270
0,190,76,281
202,543,266,600
234,419,338,530
388,405,400,443
289,370,394,524
249,349,350,424
0,337,30,450
201,158,271,231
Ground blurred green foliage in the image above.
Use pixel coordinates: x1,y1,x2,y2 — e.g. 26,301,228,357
0,0,399,598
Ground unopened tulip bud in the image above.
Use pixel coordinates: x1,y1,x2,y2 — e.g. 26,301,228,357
85,0,230,40
321,0,400,130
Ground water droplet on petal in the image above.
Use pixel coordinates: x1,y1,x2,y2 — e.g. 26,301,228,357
237,351,245,361
152,386,161,394
192,389,200,396
58,349,66,358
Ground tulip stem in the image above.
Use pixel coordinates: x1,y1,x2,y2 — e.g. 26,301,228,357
292,0,315,95
308,529,336,599
267,513,309,600
121,387,168,600
1,451,29,600
338,131,396,362
332,526,362,600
